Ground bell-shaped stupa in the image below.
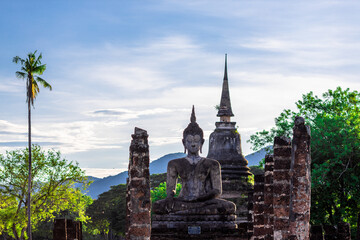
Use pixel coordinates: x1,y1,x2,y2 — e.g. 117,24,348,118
207,54,251,222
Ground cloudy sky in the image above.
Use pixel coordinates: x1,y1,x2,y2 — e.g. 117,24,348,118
1,1,360,177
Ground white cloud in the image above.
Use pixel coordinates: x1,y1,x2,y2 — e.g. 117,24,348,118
83,168,127,178
2,0,360,172
0,76,24,93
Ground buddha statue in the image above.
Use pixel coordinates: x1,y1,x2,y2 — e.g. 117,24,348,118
152,106,236,215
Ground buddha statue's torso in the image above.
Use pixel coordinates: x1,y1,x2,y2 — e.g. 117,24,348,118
168,157,219,201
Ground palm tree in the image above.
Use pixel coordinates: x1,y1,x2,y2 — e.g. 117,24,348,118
13,51,52,240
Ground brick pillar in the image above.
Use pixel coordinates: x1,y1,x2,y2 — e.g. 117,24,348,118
264,154,274,240
126,127,151,240
337,222,351,240
248,187,254,238
252,173,265,239
273,136,292,240
75,221,82,240
67,219,76,239
310,225,324,240
53,219,67,240
357,212,360,240
289,116,311,240
323,225,337,240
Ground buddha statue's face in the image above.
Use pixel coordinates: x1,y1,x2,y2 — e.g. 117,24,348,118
183,134,204,155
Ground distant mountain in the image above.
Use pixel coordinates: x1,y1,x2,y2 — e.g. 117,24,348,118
149,152,186,174
245,146,271,166
84,149,267,199
84,152,186,199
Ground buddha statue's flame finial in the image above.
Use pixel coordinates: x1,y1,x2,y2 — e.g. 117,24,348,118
191,105,196,123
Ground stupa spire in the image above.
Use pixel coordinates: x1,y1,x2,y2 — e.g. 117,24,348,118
217,54,234,121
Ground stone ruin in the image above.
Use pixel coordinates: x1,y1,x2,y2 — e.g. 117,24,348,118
250,117,311,240
126,127,151,240
124,57,313,240
53,218,82,240
125,116,312,240
123,56,354,239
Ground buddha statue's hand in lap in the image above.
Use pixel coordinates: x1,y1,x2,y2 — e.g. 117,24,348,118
153,106,236,215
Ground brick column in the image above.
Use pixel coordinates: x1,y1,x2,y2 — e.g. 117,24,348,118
263,154,274,240
273,136,292,240
337,222,351,240
323,225,336,240
53,219,66,240
126,127,151,240
357,212,360,240
252,173,265,240
67,220,76,239
289,116,311,240
248,187,254,238
310,225,324,240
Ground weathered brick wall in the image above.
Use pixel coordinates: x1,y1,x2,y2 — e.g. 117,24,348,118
337,222,351,240
323,225,336,240
310,225,324,240
273,136,292,240
251,117,312,240
289,116,311,240
53,219,82,240
310,223,351,240
247,188,254,238
357,213,360,240
263,154,274,240
53,219,67,240
252,174,265,240
126,127,151,240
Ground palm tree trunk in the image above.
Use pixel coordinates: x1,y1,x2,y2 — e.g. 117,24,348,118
27,98,32,240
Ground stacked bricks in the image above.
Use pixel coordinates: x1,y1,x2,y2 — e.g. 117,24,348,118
311,223,351,240
337,222,351,240
289,116,311,240
126,127,151,240
53,219,67,240
310,225,324,240
273,136,292,240
323,225,337,240
357,213,360,240
252,174,265,239
263,154,274,239
251,117,312,240
247,188,254,238
53,219,82,240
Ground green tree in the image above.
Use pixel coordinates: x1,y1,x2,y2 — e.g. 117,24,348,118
85,173,177,239
86,184,127,239
150,182,182,203
248,87,360,234
13,51,52,240
0,145,89,240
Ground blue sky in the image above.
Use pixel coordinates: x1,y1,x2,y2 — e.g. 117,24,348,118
1,1,360,177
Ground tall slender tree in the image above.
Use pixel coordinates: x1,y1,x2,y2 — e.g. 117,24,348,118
13,51,52,240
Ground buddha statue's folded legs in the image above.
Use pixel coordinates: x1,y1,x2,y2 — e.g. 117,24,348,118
153,197,236,215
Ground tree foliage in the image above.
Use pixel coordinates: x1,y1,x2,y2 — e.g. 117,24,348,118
0,145,89,240
85,173,179,238
150,182,182,203
86,184,127,239
13,51,52,106
248,87,360,231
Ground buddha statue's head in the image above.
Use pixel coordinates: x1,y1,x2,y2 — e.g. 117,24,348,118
182,106,205,155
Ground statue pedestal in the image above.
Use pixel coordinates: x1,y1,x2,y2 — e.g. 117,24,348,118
151,214,248,240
